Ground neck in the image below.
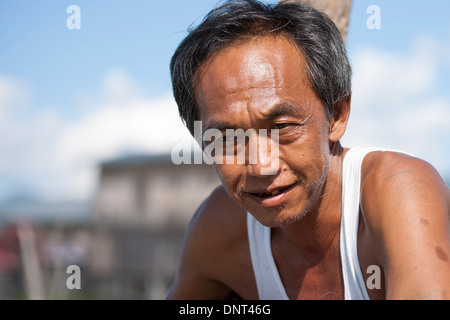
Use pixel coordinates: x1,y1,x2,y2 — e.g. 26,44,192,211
274,142,346,263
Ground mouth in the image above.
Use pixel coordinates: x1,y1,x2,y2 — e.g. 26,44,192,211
246,182,297,207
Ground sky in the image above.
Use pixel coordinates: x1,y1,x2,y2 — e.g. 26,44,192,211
0,0,449,205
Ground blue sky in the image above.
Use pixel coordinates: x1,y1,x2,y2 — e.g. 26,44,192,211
0,0,449,203
0,1,223,115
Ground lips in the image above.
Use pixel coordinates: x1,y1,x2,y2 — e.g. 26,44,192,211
250,185,292,198
246,182,297,207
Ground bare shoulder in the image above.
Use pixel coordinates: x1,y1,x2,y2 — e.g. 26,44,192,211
186,185,248,247
361,150,449,218
167,185,252,299
359,150,450,299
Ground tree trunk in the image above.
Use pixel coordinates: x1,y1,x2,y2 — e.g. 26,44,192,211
281,0,353,43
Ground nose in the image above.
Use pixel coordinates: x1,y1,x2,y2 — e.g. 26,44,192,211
246,130,280,176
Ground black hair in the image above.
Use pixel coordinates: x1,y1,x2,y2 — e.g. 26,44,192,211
170,0,352,135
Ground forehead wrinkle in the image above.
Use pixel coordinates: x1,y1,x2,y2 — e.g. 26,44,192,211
240,52,278,89
196,38,289,100
202,99,252,131
195,35,316,131
201,84,311,131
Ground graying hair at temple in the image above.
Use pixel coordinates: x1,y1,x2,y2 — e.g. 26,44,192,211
170,0,352,135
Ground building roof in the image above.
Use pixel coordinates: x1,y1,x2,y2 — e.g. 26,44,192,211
100,152,205,169
0,198,93,225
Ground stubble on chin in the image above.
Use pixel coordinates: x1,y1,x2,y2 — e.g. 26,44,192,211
275,169,328,228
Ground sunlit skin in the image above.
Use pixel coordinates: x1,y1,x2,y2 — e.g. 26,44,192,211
195,36,348,228
192,35,351,299
167,35,450,300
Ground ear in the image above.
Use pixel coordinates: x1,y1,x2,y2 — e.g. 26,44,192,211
328,95,351,142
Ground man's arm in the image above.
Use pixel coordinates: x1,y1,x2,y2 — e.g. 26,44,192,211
361,151,450,299
166,186,249,299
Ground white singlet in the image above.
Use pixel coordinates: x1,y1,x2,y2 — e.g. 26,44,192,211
247,146,409,300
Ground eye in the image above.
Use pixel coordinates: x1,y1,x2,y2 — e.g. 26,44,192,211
273,123,296,130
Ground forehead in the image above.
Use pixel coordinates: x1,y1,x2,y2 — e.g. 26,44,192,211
194,35,316,123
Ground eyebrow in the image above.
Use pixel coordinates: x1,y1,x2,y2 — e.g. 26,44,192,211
202,120,237,133
202,102,301,132
261,101,300,120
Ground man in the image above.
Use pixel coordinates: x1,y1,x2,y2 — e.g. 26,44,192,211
166,0,450,299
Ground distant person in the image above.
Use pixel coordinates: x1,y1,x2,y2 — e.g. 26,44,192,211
166,0,450,299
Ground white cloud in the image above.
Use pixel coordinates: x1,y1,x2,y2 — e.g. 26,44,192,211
54,70,199,201
1,34,449,204
0,76,68,201
342,35,450,179
0,77,29,124
0,70,196,203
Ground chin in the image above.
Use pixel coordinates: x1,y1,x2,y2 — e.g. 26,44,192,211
248,203,310,228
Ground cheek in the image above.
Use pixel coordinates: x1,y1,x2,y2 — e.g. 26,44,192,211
279,127,330,178
213,164,244,194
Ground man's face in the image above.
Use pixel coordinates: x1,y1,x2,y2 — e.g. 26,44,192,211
194,36,334,227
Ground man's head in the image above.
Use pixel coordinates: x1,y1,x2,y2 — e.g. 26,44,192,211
170,0,352,226
170,0,352,135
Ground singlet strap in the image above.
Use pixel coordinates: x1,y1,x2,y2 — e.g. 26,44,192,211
248,146,412,300
247,212,289,300
340,146,381,300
